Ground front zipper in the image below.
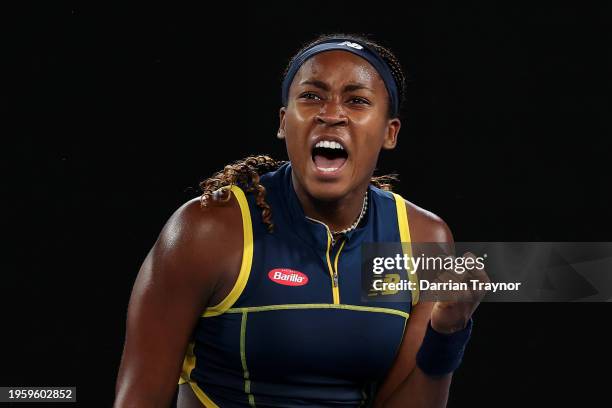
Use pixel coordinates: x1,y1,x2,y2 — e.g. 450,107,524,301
306,217,346,304
324,231,346,304
332,238,346,302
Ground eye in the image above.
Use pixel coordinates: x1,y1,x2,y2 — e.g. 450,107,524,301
349,96,371,105
299,92,322,101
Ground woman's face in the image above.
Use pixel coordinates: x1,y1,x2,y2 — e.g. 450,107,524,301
279,50,401,202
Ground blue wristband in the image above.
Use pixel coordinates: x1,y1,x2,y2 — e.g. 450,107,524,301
416,318,473,376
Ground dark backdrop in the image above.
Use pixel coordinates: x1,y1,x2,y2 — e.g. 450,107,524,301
4,3,611,407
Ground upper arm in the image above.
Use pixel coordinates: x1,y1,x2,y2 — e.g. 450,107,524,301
373,200,454,406
113,197,242,407
406,200,455,254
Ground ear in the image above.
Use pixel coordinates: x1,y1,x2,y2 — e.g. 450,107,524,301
277,107,287,139
382,118,401,149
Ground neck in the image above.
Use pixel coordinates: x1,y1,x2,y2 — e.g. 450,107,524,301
292,173,368,233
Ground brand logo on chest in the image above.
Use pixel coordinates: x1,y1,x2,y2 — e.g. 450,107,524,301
268,268,309,286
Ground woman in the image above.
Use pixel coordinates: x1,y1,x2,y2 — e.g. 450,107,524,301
114,34,486,407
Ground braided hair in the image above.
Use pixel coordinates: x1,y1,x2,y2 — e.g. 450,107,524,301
200,155,283,231
200,34,404,231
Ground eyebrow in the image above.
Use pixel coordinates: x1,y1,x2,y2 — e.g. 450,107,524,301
299,79,374,93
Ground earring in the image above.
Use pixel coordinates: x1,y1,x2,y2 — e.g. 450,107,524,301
277,130,285,139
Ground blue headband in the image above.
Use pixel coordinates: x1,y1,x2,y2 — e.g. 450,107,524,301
281,39,400,117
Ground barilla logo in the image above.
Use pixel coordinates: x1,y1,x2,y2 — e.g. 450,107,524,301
268,269,309,286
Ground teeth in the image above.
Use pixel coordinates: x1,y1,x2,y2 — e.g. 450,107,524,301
319,167,338,172
315,140,344,150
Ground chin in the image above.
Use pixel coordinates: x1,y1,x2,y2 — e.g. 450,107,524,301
305,182,349,202
300,170,355,203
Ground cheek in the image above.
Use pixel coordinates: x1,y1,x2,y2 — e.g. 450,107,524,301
284,110,312,150
285,104,313,129
283,118,307,164
284,109,310,139
351,124,389,171
283,136,299,162
358,119,389,151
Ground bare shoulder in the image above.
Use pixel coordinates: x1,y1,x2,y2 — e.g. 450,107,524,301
159,194,243,253
148,193,244,299
403,199,454,244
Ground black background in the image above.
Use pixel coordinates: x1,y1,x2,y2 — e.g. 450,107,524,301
4,3,611,407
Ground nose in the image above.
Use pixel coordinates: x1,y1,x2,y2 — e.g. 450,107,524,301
315,101,348,127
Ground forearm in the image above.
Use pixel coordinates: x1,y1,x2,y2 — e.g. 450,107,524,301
381,317,473,408
382,366,452,408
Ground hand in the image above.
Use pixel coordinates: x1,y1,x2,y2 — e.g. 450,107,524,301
430,252,489,334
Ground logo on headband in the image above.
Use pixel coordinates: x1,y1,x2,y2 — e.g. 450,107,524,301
338,41,363,50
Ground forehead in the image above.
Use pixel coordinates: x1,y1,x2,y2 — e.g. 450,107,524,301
292,50,385,90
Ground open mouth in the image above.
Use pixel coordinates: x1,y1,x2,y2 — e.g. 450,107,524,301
311,140,348,173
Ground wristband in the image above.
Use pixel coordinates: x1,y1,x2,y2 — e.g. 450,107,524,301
416,318,473,376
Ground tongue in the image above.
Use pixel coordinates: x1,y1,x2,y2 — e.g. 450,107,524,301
313,154,346,170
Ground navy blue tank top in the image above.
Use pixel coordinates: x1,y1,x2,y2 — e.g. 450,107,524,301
179,163,418,407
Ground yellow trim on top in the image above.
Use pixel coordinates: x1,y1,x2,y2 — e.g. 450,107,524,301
188,381,221,408
177,342,220,407
226,303,410,319
392,193,419,305
178,341,195,385
203,185,254,317
334,239,346,283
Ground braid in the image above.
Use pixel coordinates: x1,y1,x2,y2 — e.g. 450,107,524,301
370,173,398,191
199,155,284,232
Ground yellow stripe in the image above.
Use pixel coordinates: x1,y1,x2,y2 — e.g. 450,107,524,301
334,240,346,273
189,382,221,408
178,342,220,407
226,303,409,319
240,312,256,407
178,341,195,384
333,239,346,304
203,185,253,317
392,193,419,305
